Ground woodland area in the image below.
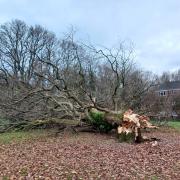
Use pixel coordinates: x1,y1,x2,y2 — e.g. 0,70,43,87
0,20,180,142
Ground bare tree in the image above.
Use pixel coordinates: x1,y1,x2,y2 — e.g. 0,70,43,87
87,42,134,111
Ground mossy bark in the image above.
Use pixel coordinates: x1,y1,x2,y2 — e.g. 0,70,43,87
118,132,135,143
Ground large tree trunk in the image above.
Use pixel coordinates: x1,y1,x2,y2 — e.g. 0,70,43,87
82,108,157,143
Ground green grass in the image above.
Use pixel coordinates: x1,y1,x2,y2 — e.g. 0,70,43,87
168,121,180,131
0,129,51,144
0,118,80,144
150,175,159,180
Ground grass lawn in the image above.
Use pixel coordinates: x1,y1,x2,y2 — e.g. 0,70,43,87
168,120,180,131
0,120,179,144
0,118,78,144
0,118,179,144
0,130,52,144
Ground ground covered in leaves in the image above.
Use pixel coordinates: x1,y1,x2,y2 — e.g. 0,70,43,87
0,128,180,180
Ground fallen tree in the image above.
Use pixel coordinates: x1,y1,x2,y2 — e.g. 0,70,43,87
0,66,157,142
80,108,157,143
0,23,158,143
0,107,157,143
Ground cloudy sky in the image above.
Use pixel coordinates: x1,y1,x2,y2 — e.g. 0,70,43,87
0,0,180,74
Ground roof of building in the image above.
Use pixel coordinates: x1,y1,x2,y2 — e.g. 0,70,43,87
158,81,180,91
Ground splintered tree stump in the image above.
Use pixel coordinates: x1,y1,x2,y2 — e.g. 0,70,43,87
80,108,157,143
117,126,143,143
84,108,157,143
135,127,143,143
116,109,157,143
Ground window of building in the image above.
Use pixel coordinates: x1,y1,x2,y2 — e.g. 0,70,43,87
159,91,166,96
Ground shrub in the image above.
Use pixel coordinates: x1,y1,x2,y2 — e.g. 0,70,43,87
89,111,114,133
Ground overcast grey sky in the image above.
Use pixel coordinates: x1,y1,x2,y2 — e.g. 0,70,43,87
0,0,180,74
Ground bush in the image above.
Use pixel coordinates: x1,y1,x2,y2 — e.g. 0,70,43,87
89,111,114,133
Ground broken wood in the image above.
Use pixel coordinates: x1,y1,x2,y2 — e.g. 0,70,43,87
116,109,158,143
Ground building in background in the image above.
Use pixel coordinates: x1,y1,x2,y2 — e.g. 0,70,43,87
156,81,180,97
155,81,180,119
